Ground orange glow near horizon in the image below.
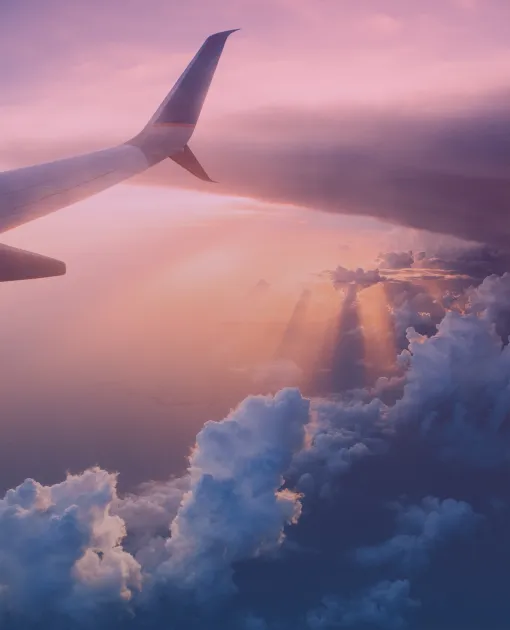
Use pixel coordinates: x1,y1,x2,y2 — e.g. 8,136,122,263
0,184,390,399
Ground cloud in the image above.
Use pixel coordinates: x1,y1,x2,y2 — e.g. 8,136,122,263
391,301,436,349
291,273,510,497
377,251,414,270
376,245,510,282
356,497,480,572
315,497,480,629
9,91,510,249
308,580,418,630
6,5,510,628
385,283,441,350
330,266,384,289
326,245,510,358
6,268,510,628
466,271,510,342
410,245,510,280
114,476,189,548
0,389,311,627
155,388,309,600
7,68,510,252
0,468,141,622
394,310,510,465
291,396,389,496
295,272,510,628
145,95,510,249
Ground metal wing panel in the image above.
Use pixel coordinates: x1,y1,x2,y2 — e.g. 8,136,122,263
0,145,149,233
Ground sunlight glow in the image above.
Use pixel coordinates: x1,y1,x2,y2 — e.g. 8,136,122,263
357,282,397,381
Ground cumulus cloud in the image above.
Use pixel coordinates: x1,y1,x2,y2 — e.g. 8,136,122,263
156,389,309,599
291,273,510,498
115,476,189,548
394,311,510,465
466,271,510,342
307,305,510,475
392,303,435,349
0,468,141,621
291,396,389,496
386,284,440,350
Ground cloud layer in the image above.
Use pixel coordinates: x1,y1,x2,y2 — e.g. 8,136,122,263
4,261,510,628
125,95,510,250
1,225,510,630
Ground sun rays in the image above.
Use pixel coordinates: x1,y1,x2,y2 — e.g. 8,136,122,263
0,182,469,403
357,282,397,381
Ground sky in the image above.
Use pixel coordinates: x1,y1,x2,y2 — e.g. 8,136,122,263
3,1,510,629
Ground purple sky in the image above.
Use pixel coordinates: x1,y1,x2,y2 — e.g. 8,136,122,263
3,0,510,149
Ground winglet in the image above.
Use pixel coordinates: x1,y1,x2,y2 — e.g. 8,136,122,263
127,30,238,182
149,29,240,128
169,145,217,183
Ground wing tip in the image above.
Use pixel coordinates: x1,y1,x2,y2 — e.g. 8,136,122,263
204,29,241,45
211,28,241,37
203,28,241,46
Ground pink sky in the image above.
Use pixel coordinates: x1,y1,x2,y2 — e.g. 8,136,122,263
0,0,508,489
2,0,510,150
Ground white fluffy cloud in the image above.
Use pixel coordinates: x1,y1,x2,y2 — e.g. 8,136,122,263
467,272,510,341
0,468,141,619
394,311,510,464
156,388,310,598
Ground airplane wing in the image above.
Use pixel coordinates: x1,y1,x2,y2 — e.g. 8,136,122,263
0,29,238,281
